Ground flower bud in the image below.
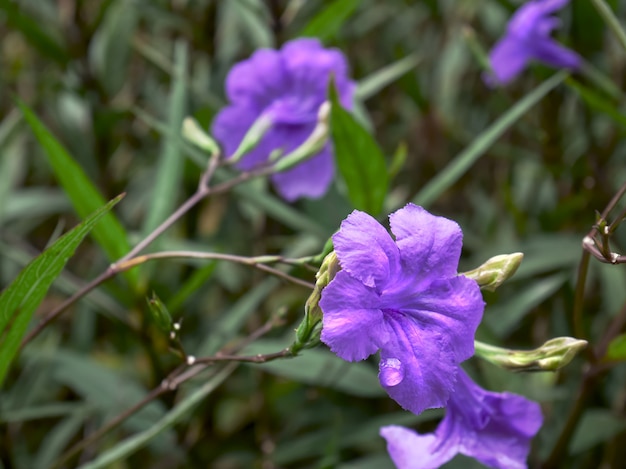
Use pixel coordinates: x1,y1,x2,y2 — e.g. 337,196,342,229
229,113,273,163
146,292,173,333
291,251,339,355
462,252,524,292
181,117,220,156
273,102,330,173
474,337,588,372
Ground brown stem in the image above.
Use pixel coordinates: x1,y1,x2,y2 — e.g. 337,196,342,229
51,386,168,469
52,313,286,468
20,157,291,347
20,268,115,347
191,348,293,365
543,370,598,469
545,182,626,466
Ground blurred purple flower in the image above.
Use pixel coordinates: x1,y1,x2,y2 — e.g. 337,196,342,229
486,0,581,85
380,369,543,469
211,38,355,201
319,203,484,415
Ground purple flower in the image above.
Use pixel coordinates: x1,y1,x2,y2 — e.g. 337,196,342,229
486,0,581,85
380,369,543,469
211,38,355,201
319,203,485,414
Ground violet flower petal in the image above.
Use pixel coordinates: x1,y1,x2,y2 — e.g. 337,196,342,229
320,204,485,412
486,0,581,85
389,203,463,281
378,276,483,414
380,369,543,469
211,38,355,201
331,210,400,291
271,143,335,201
319,271,389,361
225,49,286,110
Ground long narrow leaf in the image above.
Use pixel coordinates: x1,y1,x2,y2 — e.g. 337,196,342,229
142,40,188,236
77,363,237,469
17,99,137,287
330,83,388,215
412,71,568,207
0,195,123,387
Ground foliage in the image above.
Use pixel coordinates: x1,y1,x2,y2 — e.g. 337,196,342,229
2,1,626,468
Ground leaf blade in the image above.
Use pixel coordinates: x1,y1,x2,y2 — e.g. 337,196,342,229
17,99,137,287
329,84,388,215
0,195,123,387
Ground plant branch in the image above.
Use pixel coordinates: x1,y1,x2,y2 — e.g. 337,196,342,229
21,156,296,347
52,311,287,468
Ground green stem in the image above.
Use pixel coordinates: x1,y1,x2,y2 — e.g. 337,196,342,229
590,0,626,54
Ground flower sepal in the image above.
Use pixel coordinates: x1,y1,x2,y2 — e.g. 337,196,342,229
462,252,523,292
228,114,274,164
273,102,330,173
182,117,220,156
475,337,588,372
291,251,339,355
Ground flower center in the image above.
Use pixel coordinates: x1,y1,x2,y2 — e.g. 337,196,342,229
266,95,319,125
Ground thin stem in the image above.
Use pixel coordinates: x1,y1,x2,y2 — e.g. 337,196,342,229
545,182,626,466
52,312,285,467
21,156,291,346
191,348,293,365
21,269,116,347
113,251,315,290
116,188,209,264
543,371,597,469
590,0,626,54
51,386,168,469
572,250,590,342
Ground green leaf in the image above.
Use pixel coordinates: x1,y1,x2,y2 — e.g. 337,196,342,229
0,195,123,387
569,409,626,454
299,0,360,41
356,54,421,102
0,0,69,65
17,99,137,287
412,71,568,208
590,0,626,54
142,40,188,236
89,0,139,96
77,364,237,469
565,77,626,130
605,333,626,361
484,273,569,337
329,83,388,215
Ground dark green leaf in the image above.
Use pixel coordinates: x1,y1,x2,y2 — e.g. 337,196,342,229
17,99,137,287
329,82,388,215
605,333,626,361
0,195,122,387
299,0,360,41
0,0,69,65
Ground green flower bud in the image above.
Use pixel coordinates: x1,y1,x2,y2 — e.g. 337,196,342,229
291,251,339,355
146,292,173,333
462,252,524,292
273,102,330,173
474,337,588,372
229,113,273,163
181,117,220,156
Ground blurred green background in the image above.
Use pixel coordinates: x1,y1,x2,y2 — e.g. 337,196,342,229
1,0,626,468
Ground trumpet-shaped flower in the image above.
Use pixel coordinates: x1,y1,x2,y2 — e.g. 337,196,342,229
380,369,543,469
486,0,581,85
319,204,484,414
211,38,355,201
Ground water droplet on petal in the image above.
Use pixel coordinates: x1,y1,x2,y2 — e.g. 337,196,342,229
379,358,404,387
